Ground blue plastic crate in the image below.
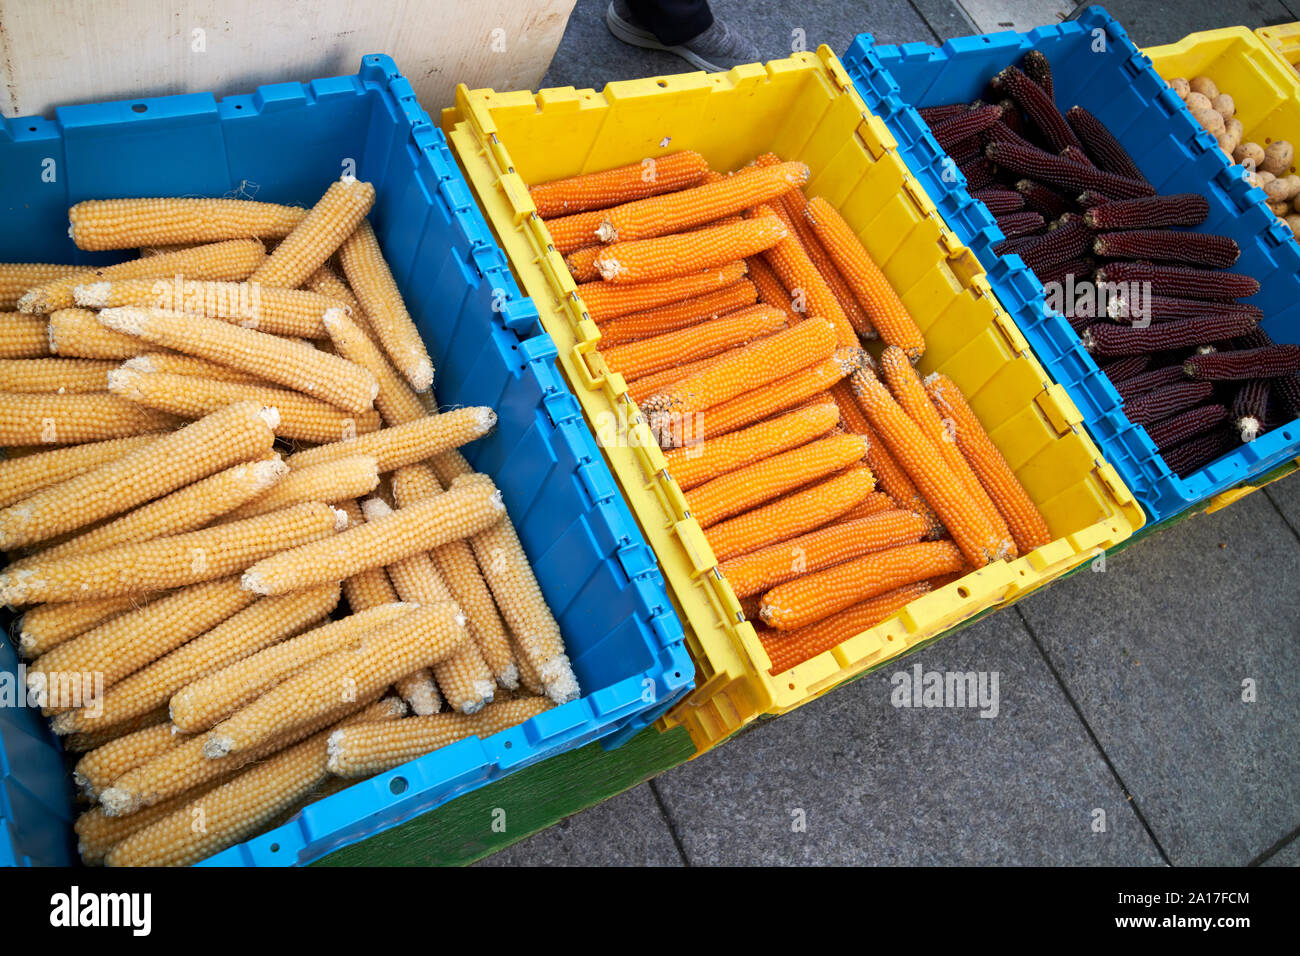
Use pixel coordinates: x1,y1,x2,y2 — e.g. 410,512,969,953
0,55,692,867
842,5,1300,524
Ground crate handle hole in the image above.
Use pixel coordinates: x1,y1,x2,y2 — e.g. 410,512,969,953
131,104,148,113
235,104,242,110
28,126,36,131
657,80,668,87
389,776,409,794
269,843,280,852
503,740,512,749
957,586,970,598
789,682,795,690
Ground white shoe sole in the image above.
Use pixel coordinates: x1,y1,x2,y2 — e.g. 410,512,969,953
604,4,727,73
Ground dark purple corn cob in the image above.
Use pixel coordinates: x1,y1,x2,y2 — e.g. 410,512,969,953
1115,364,1186,400
1021,50,1054,101
919,104,969,125
1065,106,1149,184
1231,378,1271,441
1036,256,1095,289
997,99,1024,135
985,141,1155,199
1123,380,1215,426
960,159,996,191
1018,215,1093,272
1083,193,1210,231
1076,190,1113,208
1101,354,1151,384
1066,311,1093,333
1060,144,1097,168
1082,314,1258,357
1094,261,1260,301
1104,292,1263,324
990,66,1080,153
1160,427,1237,476
993,234,1039,257
1182,344,1300,380
1148,403,1229,449
996,211,1046,239
1271,373,1300,420
949,138,985,166
1092,230,1240,269
1016,179,1070,219
981,120,1039,152
972,188,1026,216
932,104,1003,151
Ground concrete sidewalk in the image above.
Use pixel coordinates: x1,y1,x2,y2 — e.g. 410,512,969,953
485,0,1300,866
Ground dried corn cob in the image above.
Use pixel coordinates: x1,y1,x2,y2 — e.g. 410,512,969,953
1082,315,1257,358
1231,378,1271,441
0,312,51,358
1015,215,1094,272
706,465,876,562
337,219,433,391
73,722,184,798
924,372,1053,554
760,582,932,674
327,696,554,777
77,778,226,865
15,594,139,659
1123,380,1215,427
1,502,344,605
1094,261,1259,301
992,66,1079,152
1092,229,1239,268
54,585,340,735
564,245,603,282
63,706,170,754
391,669,439,717
995,211,1046,239
720,509,928,599
542,209,607,255
1160,427,1236,476
1020,49,1054,99
837,490,898,522
0,401,277,549
47,308,146,359
249,179,375,289
1,264,81,310
202,603,469,758
661,402,839,491
0,392,176,445
626,354,718,405
958,159,996,191
971,188,1026,216
601,303,785,380
930,104,1003,151
984,141,1154,199
1115,365,1186,401
1082,193,1208,231
575,261,748,320
19,239,267,314
1148,403,1229,448
746,255,800,321
0,357,115,393
322,307,426,426
68,197,308,251
241,479,503,595
760,540,965,631
1065,106,1147,182
335,501,401,614
593,215,786,284
756,202,858,348
97,306,378,414
284,406,495,472
595,281,757,345
1014,179,1071,219
223,456,377,521
1183,345,1300,381
780,194,876,339
529,151,710,218
1100,354,1150,385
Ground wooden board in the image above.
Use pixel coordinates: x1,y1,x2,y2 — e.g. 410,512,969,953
0,0,576,118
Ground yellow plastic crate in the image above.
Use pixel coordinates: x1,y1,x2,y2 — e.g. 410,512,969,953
1256,22,1300,72
442,47,1142,753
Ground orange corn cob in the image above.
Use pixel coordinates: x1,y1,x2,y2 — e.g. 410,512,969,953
759,539,965,630
746,256,799,321
642,316,836,419
596,281,757,346
688,347,862,445
663,402,839,491
924,372,1052,553
805,196,924,360
529,151,710,218
576,261,747,321
565,245,603,282
781,190,876,339
760,583,932,674
687,433,869,528
755,203,859,349
879,346,1014,557
705,465,876,563
838,490,898,521
543,210,606,255
600,303,784,381
593,215,786,284
848,367,1001,568
720,509,929,598
627,355,715,405
595,162,810,242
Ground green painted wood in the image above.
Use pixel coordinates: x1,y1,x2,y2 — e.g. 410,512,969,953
312,725,697,866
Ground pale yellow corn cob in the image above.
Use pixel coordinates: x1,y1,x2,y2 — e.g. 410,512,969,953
393,668,441,716
75,277,338,339
169,602,416,732
16,594,140,658
334,498,402,606
137,244,197,257
391,464,517,688
452,472,577,704
337,220,433,390
0,392,176,445
327,696,553,777
0,434,160,509
364,496,494,714
0,312,51,358
47,308,149,359
97,306,378,415
69,198,308,251
1,501,343,605
11,459,286,569
73,722,184,798
222,456,376,521
1,264,81,310
283,406,495,472
304,264,361,312
249,179,376,289
19,239,267,314
120,352,262,384
77,778,226,865
0,358,115,393
0,401,277,549
28,578,255,704
510,631,546,696
100,692,385,817
62,706,170,753
322,307,425,425
241,479,504,595
108,366,380,443
202,603,469,758
53,585,340,736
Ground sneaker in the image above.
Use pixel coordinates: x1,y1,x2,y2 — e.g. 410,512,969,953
605,1,761,73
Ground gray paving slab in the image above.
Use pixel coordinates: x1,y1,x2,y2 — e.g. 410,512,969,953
1087,0,1298,47
958,0,1075,34
1261,833,1300,866
1264,471,1300,538
1016,492,1300,866
653,611,1163,865
474,783,684,866
911,0,981,41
